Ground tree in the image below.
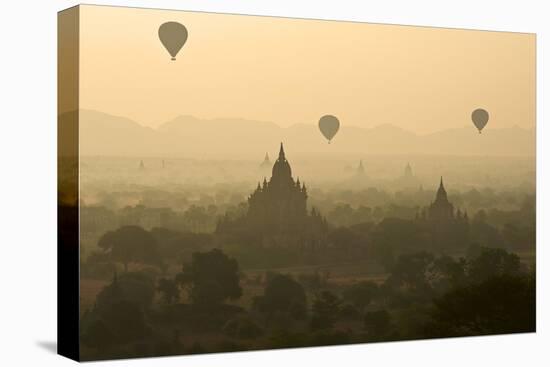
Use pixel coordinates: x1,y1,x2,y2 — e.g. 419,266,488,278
183,205,210,232
429,255,467,291
428,274,535,336
297,271,325,291
467,247,520,283
311,291,342,330
253,273,307,320
176,248,242,307
81,319,115,352
327,227,362,256
95,271,155,311
82,272,154,349
386,251,434,292
342,281,378,311
372,218,428,252
327,204,355,226
157,278,180,304
100,300,150,343
470,211,503,248
150,227,212,261
98,225,159,272
364,309,391,338
222,315,263,339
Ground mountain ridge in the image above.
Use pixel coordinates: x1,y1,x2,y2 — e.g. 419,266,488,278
75,109,535,158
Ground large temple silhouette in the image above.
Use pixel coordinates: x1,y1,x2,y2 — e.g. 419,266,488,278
417,177,469,249
428,177,456,221
217,143,328,248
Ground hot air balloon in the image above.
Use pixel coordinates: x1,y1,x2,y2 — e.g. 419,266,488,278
318,115,340,144
158,22,188,60
471,108,489,134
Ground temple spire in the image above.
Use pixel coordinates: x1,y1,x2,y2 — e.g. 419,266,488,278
279,142,285,160
404,162,413,178
357,160,365,175
260,152,271,168
271,142,292,182
435,176,448,203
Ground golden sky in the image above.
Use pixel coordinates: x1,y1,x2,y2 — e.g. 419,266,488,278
79,5,535,133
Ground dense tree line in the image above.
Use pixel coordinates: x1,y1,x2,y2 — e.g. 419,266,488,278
80,244,534,360
82,200,534,279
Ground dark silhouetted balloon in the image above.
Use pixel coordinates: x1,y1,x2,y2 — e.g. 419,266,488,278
318,115,340,144
471,108,489,134
158,22,188,60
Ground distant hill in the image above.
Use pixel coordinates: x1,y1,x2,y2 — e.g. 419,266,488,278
78,110,162,157
75,109,535,158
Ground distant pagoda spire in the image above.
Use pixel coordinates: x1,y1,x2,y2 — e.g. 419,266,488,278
357,160,365,175
435,176,449,203
260,152,271,168
404,162,413,178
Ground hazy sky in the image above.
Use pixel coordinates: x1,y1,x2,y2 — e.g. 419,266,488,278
79,5,535,134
